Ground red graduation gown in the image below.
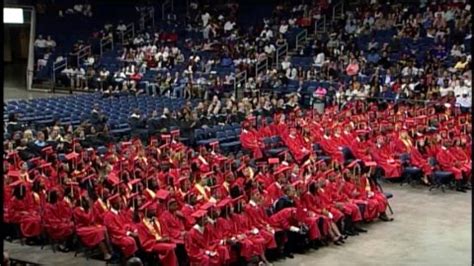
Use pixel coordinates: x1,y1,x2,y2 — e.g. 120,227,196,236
73,207,106,247
159,210,186,244
180,204,196,230
266,182,284,204
43,202,75,241
300,192,330,236
204,221,231,264
185,225,221,266
240,129,264,159
136,218,178,266
244,203,278,248
9,195,42,238
326,181,362,222
281,134,311,163
436,147,465,180
103,210,138,257
92,198,108,225
370,143,401,178
232,213,266,257
292,196,321,241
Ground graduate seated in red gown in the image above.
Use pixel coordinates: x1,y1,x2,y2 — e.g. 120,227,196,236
185,209,224,266
240,121,265,159
43,189,75,252
436,139,471,192
136,201,178,266
6,180,42,242
301,182,346,245
73,193,112,260
103,194,139,259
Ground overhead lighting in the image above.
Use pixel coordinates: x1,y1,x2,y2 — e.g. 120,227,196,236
4,8,24,24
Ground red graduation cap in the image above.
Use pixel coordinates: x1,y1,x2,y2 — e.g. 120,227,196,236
7,170,20,179
107,193,121,205
365,161,377,167
8,179,24,187
127,192,140,201
121,141,132,149
170,129,180,136
161,134,171,141
200,201,216,211
128,178,142,187
41,146,54,154
65,152,80,161
139,200,157,213
107,171,120,186
150,137,159,145
178,175,189,184
191,209,207,219
209,140,219,148
217,198,232,208
268,158,280,164
232,195,245,204
156,189,170,200
40,162,52,169
346,160,359,169
274,165,291,175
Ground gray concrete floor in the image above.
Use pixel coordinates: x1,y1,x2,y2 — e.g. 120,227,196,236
4,183,471,266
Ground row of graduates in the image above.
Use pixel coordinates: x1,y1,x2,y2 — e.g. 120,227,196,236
240,101,471,190
4,132,393,265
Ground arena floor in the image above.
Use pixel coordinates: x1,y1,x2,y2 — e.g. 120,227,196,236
4,182,471,266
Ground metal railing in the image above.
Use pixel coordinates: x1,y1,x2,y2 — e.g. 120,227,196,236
315,14,327,34
139,7,155,31
295,29,308,51
275,42,288,68
100,34,114,56
52,57,68,90
332,0,344,20
162,0,173,20
255,57,269,78
118,23,135,43
71,45,91,66
234,70,247,100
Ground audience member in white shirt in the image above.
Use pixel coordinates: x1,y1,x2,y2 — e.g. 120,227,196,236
224,20,235,33
281,57,291,70
314,52,325,68
279,21,289,34
34,35,47,49
45,36,56,49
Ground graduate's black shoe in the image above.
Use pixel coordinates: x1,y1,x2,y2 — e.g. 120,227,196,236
344,230,356,236
333,241,342,246
284,253,294,259
379,214,394,222
456,188,467,193
355,226,367,233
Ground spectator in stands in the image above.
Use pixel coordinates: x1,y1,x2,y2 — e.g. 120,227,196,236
45,35,56,50
34,35,47,49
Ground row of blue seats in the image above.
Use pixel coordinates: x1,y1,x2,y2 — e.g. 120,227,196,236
194,124,242,150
